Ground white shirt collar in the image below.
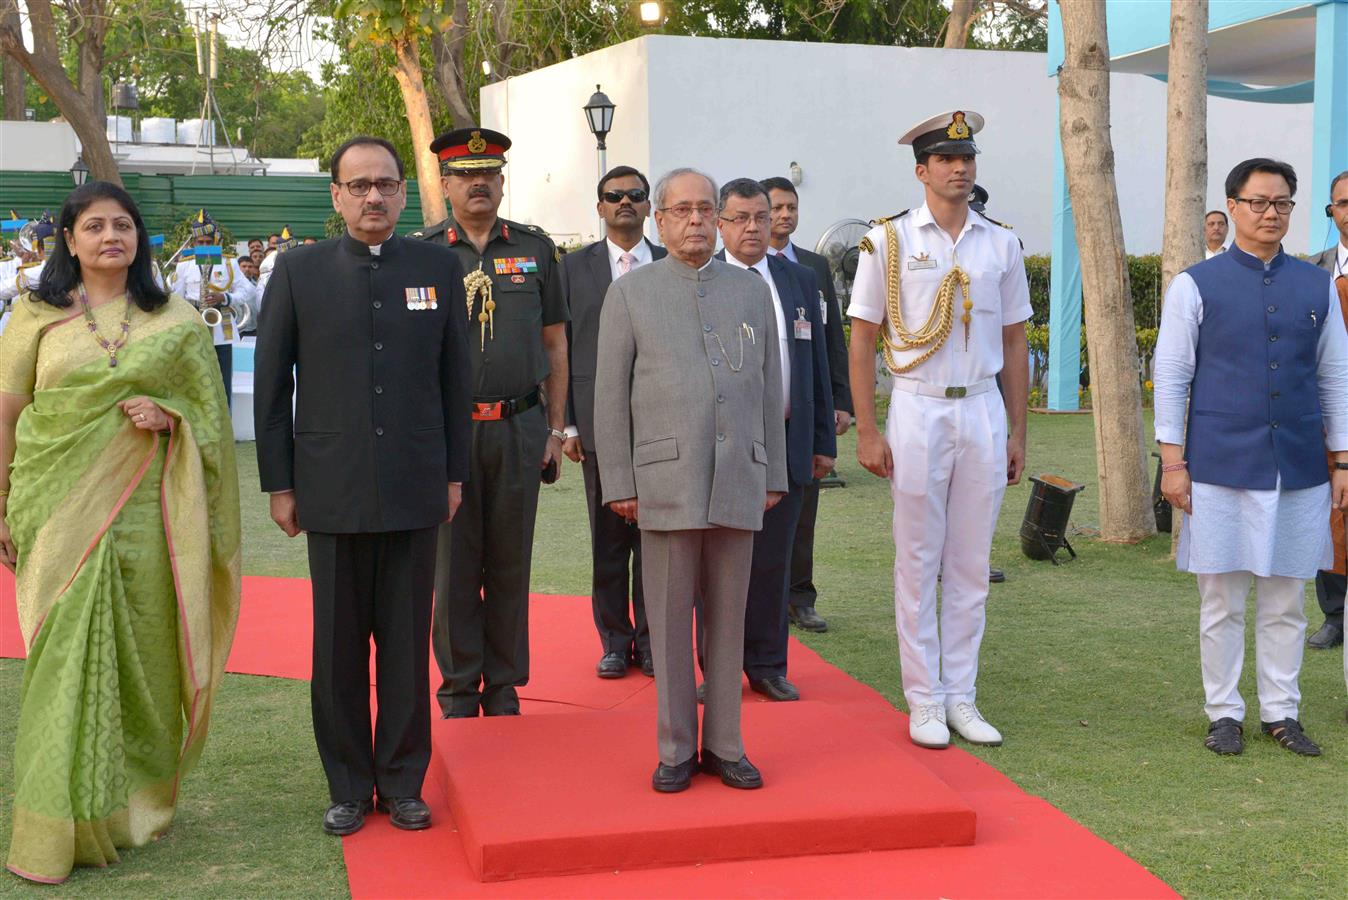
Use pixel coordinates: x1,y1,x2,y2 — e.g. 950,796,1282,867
724,251,771,279
769,243,798,263
606,237,651,268
1337,240,1348,275
912,202,982,238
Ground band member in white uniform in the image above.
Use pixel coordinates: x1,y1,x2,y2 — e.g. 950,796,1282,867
848,110,1030,750
169,209,258,407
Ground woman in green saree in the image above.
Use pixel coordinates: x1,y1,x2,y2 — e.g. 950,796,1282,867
0,182,240,884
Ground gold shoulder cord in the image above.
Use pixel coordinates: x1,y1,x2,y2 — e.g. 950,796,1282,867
463,264,495,350
879,219,972,374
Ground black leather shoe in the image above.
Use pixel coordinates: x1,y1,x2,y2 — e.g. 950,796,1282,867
639,653,655,677
788,605,828,632
597,651,628,678
1307,621,1343,649
323,798,373,836
699,750,763,789
376,796,432,830
989,567,1006,584
750,675,800,702
652,756,698,793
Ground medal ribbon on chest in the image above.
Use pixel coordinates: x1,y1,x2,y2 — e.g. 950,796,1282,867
463,263,495,350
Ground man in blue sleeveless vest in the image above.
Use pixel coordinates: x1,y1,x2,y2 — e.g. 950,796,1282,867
1154,158,1348,758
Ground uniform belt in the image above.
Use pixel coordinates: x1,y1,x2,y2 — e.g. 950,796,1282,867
472,388,540,421
892,376,995,400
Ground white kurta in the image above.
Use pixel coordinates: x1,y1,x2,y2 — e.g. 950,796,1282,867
1154,268,1348,578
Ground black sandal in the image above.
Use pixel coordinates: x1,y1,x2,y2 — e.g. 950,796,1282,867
1204,717,1243,755
1260,718,1321,757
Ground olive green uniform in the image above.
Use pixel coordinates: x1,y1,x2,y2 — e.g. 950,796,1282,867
415,215,568,716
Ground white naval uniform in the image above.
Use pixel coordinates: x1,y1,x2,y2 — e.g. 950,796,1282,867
849,204,1032,710
1154,269,1348,722
0,259,45,335
170,256,258,346
256,249,277,296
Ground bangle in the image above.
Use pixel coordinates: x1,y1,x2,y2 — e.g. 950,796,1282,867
1161,461,1188,472
548,428,567,441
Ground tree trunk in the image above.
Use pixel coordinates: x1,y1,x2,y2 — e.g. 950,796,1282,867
942,0,979,48
1058,0,1155,543
389,33,448,226
75,0,108,125
0,0,23,120
1161,0,1207,555
429,0,476,126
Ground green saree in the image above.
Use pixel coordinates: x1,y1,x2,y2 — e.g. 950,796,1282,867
0,294,240,883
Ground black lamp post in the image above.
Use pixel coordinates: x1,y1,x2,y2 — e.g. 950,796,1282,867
70,156,90,187
583,85,615,181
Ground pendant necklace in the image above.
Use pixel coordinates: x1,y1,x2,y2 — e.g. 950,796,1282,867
78,284,132,367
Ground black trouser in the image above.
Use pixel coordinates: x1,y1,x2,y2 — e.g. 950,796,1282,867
789,478,822,610
307,527,437,804
1314,570,1346,627
432,405,547,716
214,342,233,410
741,479,806,681
581,450,649,659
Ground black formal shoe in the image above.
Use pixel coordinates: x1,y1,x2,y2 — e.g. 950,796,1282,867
788,605,829,632
376,796,432,830
1307,621,1344,649
482,707,520,717
323,798,373,836
652,756,699,793
699,750,763,789
750,675,800,702
1261,718,1322,757
989,567,1006,584
441,708,478,719
639,653,655,677
597,651,628,678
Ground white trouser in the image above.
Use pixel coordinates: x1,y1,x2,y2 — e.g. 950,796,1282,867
1196,571,1306,723
886,388,1007,709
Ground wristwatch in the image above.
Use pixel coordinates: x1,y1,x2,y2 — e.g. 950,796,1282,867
1334,462,1348,471
549,428,568,442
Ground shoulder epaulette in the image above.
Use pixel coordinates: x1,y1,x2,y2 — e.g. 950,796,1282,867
976,210,1014,230
508,219,559,261
859,236,876,255
871,209,910,226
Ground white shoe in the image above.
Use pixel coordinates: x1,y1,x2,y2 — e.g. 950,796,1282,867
908,703,949,749
946,701,1003,746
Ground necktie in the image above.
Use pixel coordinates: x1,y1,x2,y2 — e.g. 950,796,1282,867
1337,274,1347,321
747,266,762,277
619,252,636,275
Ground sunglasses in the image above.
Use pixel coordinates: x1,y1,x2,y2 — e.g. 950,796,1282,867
601,188,649,204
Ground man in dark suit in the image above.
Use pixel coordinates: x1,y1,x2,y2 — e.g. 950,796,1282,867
762,177,853,634
716,178,836,701
561,166,667,679
1310,170,1348,650
254,135,473,836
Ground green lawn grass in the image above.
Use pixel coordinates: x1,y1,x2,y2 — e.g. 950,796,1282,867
3,411,1346,897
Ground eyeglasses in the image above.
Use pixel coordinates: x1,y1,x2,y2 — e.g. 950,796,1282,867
1234,197,1295,215
1330,199,1348,211
658,204,716,219
718,212,771,227
602,188,648,204
336,178,403,197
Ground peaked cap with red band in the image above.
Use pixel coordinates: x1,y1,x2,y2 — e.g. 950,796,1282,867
430,126,511,172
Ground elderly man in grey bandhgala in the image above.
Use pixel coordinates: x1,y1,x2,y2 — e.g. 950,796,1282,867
594,168,787,793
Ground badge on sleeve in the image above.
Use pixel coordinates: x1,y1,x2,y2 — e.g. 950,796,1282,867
405,286,438,310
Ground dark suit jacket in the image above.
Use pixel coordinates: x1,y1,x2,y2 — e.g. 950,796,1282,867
717,251,837,488
562,237,667,452
254,233,473,533
791,243,853,414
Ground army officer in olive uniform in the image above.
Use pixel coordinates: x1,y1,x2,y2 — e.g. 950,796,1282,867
415,127,570,718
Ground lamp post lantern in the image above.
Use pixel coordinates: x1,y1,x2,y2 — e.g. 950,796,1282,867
70,156,90,187
583,85,615,182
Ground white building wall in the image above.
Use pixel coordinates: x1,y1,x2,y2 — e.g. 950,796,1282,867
482,35,1316,255
0,121,80,172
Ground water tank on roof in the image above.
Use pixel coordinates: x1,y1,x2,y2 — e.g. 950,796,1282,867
141,117,176,144
105,115,132,142
178,118,215,146
111,82,139,111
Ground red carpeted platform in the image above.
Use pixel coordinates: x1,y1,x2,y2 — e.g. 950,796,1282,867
0,572,1177,898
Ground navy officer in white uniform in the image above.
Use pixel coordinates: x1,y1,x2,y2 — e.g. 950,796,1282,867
847,110,1030,750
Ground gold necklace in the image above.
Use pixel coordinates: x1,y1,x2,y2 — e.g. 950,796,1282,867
78,284,132,367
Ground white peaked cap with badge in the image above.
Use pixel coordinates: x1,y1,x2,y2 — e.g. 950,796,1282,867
898,110,985,158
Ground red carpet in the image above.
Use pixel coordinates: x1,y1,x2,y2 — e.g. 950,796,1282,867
0,572,1177,898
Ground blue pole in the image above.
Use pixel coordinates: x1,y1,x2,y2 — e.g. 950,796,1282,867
1310,0,1348,255
1047,89,1083,411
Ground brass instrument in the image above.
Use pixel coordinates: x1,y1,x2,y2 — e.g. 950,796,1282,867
192,245,248,337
